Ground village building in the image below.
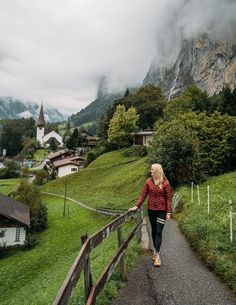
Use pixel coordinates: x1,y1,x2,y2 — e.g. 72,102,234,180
36,104,63,147
78,128,99,153
132,130,155,146
46,149,71,163
0,194,30,247
53,156,84,177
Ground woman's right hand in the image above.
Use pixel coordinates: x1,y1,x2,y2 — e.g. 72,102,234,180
129,206,138,212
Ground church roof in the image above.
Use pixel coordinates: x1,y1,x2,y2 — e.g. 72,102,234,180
37,104,46,127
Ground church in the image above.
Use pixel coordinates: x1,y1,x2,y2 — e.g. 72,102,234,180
36,104,63,147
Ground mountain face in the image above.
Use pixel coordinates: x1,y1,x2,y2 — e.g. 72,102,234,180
70,77,124,126
0,97,66,122
144,30,236,99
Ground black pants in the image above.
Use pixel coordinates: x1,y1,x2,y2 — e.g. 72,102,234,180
148,209,166,252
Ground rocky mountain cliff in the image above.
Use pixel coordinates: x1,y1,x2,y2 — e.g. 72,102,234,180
0,97,66,122
70,77,124,126
144,30,236,99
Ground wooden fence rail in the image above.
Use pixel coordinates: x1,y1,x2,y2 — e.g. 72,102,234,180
52,210,142,305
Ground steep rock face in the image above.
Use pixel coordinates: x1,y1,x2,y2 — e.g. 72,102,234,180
144,31,236,99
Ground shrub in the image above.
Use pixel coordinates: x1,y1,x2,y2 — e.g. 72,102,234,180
149,124,202,187
12,180,48,233
23,233,39,249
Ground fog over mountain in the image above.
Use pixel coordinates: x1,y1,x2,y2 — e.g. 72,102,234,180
0,0,235,114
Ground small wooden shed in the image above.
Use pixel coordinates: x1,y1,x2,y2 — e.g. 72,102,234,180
0,194,30,247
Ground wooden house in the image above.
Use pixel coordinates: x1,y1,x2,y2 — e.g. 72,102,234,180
53,156,84,178
0,194,30,247
132,130,154,146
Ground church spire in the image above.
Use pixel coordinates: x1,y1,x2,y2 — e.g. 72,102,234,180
37,103,46,127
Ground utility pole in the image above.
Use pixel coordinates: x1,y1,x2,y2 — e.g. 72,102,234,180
63,177,68,216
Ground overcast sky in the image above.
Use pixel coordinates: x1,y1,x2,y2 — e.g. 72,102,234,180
0,0,235,115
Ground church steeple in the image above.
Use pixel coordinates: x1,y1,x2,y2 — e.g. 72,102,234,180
36,103,46,146
37,104,46,127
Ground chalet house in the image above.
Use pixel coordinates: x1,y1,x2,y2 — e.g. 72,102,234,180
0,194,30,247
132,130,155,146
78,128,99,152
46,149,71,164
53,156,84,178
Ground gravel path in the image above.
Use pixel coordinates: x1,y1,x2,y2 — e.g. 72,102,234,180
112,220,236,305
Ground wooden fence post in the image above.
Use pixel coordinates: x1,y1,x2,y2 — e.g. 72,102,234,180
207,185,210,214
117,226,127,280
191,181,194,203
136,207,143,243
229,200,233,243
81,234,93,302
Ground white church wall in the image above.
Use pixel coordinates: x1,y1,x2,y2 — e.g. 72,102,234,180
36,127,45,145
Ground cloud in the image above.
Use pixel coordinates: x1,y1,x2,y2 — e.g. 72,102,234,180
0,0,235,114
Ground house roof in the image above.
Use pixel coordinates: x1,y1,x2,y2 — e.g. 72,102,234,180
43,131,63,144
47,149,68,160
53,158,81,168
133,130,154,136
0,194,30,227
37,104,46,127
69,156,85,162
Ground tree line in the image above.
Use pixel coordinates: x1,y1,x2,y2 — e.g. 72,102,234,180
93,85,236,186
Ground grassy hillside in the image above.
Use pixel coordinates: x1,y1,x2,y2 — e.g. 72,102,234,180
176,171,236,293
0,148,147,305
43,148,148,210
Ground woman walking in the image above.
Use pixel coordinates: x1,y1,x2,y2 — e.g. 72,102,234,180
129,163,171,267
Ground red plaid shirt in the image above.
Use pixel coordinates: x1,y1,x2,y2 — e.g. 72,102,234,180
135,178,172,213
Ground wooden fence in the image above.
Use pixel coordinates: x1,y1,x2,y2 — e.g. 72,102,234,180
52,210,143,305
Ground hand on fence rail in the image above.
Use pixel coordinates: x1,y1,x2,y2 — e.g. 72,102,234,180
129,206,138,212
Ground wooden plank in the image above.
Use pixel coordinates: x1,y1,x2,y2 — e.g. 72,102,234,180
81,235,93,302
90,211,132,250
86,221,142,305
136,207,143,243
117,226,127,280
52,238,90,305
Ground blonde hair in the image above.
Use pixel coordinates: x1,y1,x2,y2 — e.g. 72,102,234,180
151,163,164,188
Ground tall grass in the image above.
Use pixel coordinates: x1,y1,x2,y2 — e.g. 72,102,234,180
176,171,236,292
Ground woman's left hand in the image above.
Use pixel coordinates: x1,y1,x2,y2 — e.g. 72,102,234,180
166,213,171,221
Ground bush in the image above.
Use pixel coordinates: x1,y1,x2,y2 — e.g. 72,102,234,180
150,111,236,186
0,241,7,259
23,233,39,249
33,169,49,185
0,160,20,178
85,150,98,166
12,180,48,233
149,124,202,187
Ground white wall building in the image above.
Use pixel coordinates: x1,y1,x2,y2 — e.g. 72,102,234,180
0,194,30,247
53,157,84,178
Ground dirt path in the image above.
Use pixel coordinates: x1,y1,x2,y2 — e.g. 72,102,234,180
111,220,236,305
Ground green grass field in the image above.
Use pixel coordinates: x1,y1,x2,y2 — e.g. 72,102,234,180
2,147,235,303
0,178,20,195
33,149,49,161
176,171,236,292
0,148,147,305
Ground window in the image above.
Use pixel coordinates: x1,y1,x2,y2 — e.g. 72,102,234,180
15,226,20,242
71,168,77,172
